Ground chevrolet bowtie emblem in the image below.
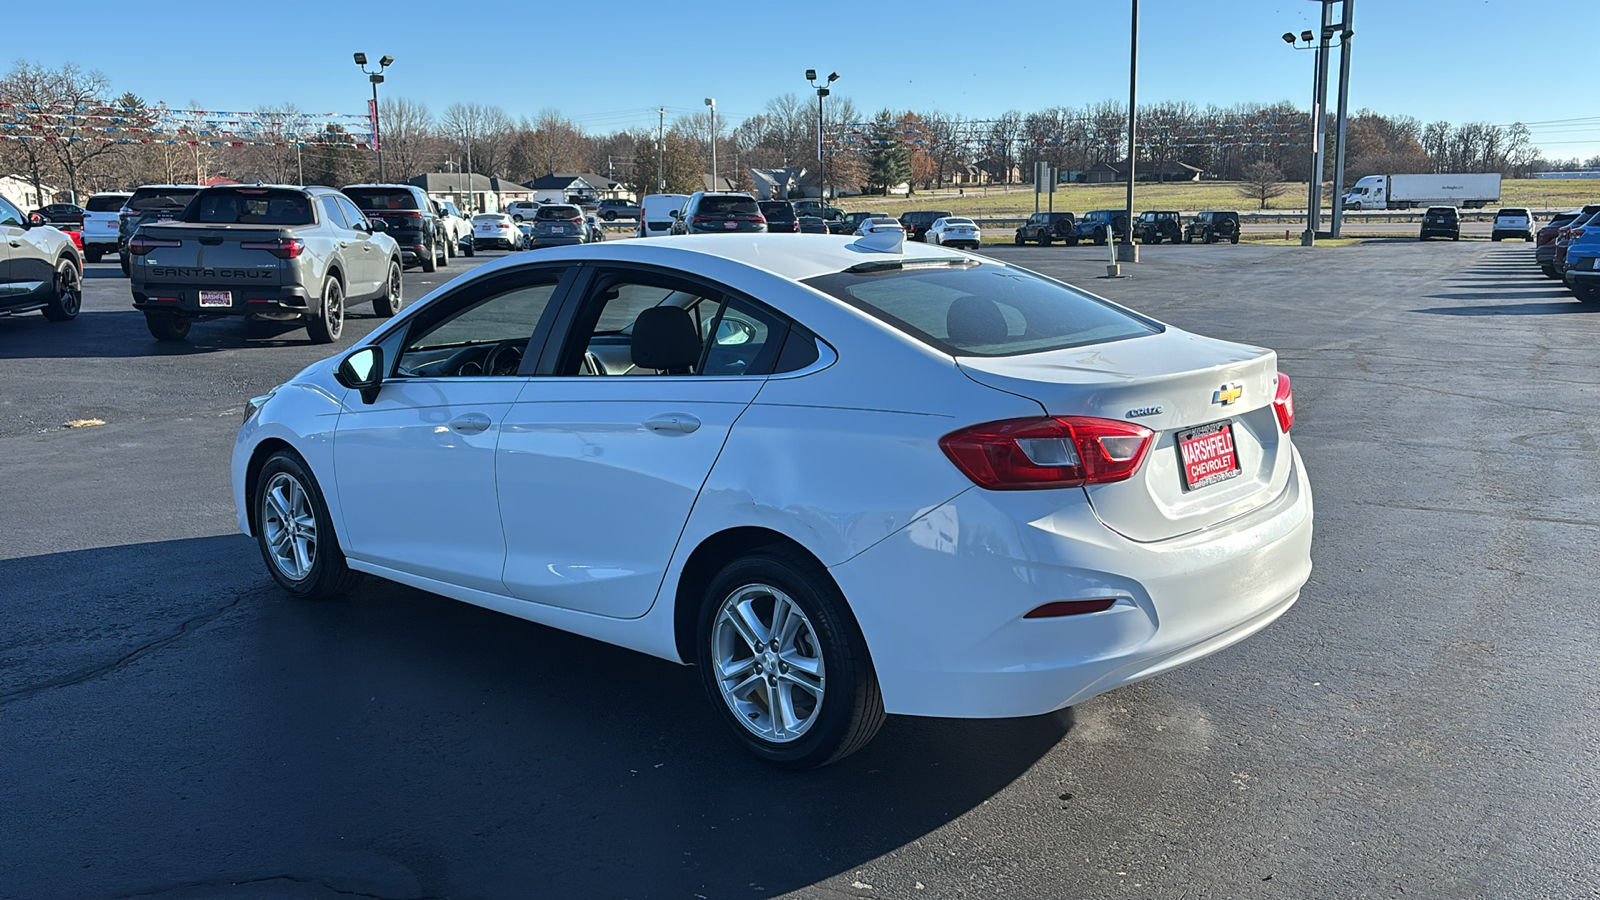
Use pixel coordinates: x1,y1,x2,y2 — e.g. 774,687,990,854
1213,383,1243,406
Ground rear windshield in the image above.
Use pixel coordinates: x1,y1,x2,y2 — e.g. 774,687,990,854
1497,208,1529,217
342,188,417,210
698,196,759,216
760,203,796,217
804,262,1159,357
128,189,199,211
86,195,130,212
474,214,510,223
942,218,975,225
186,188,313,225
536,205,582,220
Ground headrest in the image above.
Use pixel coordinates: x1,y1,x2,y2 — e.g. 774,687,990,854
631,306,701,374
945,296,1008,346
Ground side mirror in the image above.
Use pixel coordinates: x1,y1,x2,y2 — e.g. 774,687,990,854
368,219,388,232
335,346,385,405
669,209,681,218
27,212,44,228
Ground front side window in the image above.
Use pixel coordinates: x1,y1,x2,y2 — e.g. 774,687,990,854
396,273,565,378
805,262,1158,357
335,197,369,230
0,196,23,227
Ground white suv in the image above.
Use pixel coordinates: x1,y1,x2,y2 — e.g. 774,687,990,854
504,200,541,222
1491,207,1535,242
81,192,131,263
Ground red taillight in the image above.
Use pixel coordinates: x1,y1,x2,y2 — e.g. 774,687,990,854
939,416,1154,490
1272,371,1295,433
240,238,305,259
691,216,714,226
127,235,180,255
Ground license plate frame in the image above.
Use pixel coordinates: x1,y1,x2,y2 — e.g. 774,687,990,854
1176,419,1240,491
198,290,232,308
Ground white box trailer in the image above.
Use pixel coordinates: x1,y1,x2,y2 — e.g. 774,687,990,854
1341,173,1501,210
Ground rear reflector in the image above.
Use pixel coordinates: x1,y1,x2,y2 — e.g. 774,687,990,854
940,416,1154,490
1024,599,1118,618
1272,371,1295,432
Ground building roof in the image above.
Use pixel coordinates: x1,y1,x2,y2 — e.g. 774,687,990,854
525,172,623,191
410,173,500,193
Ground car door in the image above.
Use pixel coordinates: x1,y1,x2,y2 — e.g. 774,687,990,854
0,196,21,298
332,264,575,592
333,196,383,296
495,266,787,618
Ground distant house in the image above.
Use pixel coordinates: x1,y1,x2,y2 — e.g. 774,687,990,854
700,174,742,193
0,174,59,209
750,167,807,200
409,173,531,214
1082,160,1203,183
526,173,632,205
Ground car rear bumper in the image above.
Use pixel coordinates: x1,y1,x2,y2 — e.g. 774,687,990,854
132,283,313,315
528,237,584,249
473,237,518,249
831,447,1314,719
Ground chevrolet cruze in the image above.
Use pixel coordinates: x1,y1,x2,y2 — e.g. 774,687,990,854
233,230,1313,768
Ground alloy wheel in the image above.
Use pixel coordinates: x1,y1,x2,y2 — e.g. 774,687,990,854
711,583,826,743
261,472,317,581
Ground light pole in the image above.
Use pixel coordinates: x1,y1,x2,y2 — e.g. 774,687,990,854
807,70,839,201
1283,0,1349,244
1119,0,1139,266
656,107,666,193
353,52,394,182
704,98,717,189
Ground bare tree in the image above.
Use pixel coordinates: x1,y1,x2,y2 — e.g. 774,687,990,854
379,96,436,182
1238,160,1288,209
441,103,513,176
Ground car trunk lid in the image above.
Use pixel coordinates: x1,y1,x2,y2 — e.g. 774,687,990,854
957,329,1291,542
133,223,289,287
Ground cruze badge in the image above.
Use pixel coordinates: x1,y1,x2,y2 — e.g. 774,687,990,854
1212,383,1243,406
1125,406,1162,419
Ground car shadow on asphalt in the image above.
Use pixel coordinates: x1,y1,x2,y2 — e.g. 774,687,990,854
1413,300,1599,316
0,309,388,358
4,537,1073,898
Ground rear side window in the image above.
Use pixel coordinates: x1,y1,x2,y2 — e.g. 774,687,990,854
343,188,418,210
698,196,759,216
86,195,129,212
187,189,313,225
805,263,1159,357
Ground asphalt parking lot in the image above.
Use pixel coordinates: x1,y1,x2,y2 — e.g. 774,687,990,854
3,241,1598,899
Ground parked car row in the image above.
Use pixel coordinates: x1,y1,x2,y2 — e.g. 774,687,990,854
1535,204,1600,303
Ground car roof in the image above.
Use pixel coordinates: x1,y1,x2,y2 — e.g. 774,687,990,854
460,233,969,283
342,183,422,191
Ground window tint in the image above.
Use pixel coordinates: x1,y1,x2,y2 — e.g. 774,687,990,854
805,263,1159,357
697,196,759,216
320,197,349,229
342,188,417,210
334,197,368,230
187,189,313,225
397,276,564,378
0,196,22,226
536,205,582,220
85,195,129,212
128,189,199,211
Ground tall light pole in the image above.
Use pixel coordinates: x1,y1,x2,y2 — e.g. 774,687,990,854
1120,0,1139,265
1283,0,1348,245
656,107,666,192
704,98,717,189
807,70,839,201
353,53,394,182
1329,0,1356,237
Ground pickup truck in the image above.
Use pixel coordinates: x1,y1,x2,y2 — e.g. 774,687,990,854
128,185,402,344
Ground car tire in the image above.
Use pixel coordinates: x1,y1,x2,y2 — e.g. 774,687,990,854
603,211,616,221
41,258,82,322
1184,233,1193,244
373,260,403,317
1014,232,1025,246
1066,235,1078,246
1452,233,1460,241
437,235,449,267
1229,234,1240,244
1093,226,1107,245
696,547,886,770
1040,235,1052,246
144,310,190,342
1204,229,1216,244
85,248,102,264
306,277,344,344
1492,234,1501,241
120,256,130,277
464,239,475,257
254,450,362,600
420,238,438,273
1525,232,1535,242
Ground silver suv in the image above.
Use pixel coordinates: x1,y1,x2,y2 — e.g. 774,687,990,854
129,185,402,344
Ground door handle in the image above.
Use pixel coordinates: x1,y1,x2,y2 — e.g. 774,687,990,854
449,413,492,435
644,413,701,434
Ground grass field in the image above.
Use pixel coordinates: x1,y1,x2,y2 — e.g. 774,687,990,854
835,178,1600,218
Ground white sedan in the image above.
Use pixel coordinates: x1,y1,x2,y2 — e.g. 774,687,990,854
925,216,982,249
232,231,1313,768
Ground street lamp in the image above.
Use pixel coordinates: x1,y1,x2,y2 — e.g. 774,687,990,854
354,52,394,182
704,98,717,190
806,70,839,201
1283,3,1351,244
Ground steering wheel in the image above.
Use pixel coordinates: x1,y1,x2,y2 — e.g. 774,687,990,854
482,339,525,377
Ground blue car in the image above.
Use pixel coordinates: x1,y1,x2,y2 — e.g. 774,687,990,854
1073,209,1129,245
1563,220,1600,304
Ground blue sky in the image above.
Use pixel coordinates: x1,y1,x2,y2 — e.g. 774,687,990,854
11,0,1596,161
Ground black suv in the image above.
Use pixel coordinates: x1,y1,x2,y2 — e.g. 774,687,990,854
117,185,204,275
1135,211,1184,244
670,192,767,234
596,198,641,220
341,183,447,271
1419,206,1461,241
900,209,954,242
1014,212,1078,246
1185,210,1240,244
760,200,798,233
